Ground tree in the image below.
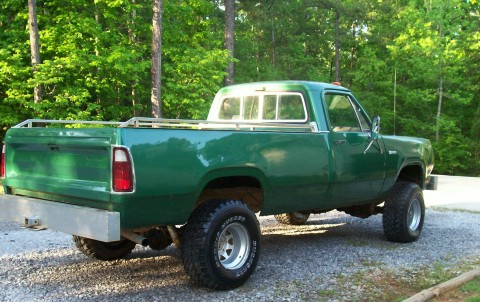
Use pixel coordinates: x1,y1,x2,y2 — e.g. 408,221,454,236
224,0,235,86
151,0,163,118
381,0,477,175
161,0,229,119
334,9,340,82
27,0,42,104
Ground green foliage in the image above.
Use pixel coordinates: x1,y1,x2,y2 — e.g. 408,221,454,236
162,0,228,119
1,0,479,175
433,119,473,175
0,0,227,132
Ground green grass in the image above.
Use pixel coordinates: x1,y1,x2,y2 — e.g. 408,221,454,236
462,276,480,302
416,261,458,289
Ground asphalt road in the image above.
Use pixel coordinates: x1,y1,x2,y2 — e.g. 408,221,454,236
424,175,480,212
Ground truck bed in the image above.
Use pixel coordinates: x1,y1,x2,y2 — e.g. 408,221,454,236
2,118,327,229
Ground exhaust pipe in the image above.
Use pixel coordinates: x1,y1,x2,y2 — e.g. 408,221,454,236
121,230,149,247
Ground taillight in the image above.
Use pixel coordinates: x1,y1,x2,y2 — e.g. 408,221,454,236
1,144,5,178
112,147,134,192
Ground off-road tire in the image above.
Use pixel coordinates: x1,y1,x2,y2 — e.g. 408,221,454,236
73,235,136,261
274,212,310,225
383,181,425,243
181,200,261,290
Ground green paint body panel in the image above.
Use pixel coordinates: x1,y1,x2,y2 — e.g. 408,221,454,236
1,81,434,230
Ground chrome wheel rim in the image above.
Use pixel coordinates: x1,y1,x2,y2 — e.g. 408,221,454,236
407,198,422,231
217,222,250,270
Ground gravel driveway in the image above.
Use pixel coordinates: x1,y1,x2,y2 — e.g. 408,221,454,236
1,208,479,302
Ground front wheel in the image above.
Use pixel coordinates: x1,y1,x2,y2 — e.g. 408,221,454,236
181,200,261,290
382,182,425,243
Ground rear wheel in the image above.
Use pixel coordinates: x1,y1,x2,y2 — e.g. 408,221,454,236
181,200,261,290
383,182,425,243
73,236,136,261
274,212,310,225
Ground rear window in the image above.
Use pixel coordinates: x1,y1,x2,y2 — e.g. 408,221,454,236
218,93,307,122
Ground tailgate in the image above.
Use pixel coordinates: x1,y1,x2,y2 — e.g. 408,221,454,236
3,128,118,203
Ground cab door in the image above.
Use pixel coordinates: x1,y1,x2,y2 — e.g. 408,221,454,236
324,92,386,205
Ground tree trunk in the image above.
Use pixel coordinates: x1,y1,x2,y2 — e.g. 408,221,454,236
28,0,42,103
224,0,235,86
435,12,444,143
270,6,276,69
94,4,101,105
151,0,163,118
129,0,138,116
334,10,341,83
350,21,356,86
435,64,443,143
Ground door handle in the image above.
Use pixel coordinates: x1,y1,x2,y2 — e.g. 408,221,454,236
334,140,346,145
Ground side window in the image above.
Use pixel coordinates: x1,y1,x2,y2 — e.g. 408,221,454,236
324,94,361,132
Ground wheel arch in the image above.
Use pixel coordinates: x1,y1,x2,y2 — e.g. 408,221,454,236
194,167,267,213
396,162,425,187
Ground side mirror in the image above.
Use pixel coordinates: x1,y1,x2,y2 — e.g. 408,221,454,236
371,116,381,140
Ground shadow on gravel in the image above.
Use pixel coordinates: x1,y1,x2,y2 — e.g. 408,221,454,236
3,218,382,301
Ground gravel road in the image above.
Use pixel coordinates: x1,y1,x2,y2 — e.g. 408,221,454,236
1,208,479,302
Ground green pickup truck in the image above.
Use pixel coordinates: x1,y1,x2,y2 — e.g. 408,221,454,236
0,81,434,289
